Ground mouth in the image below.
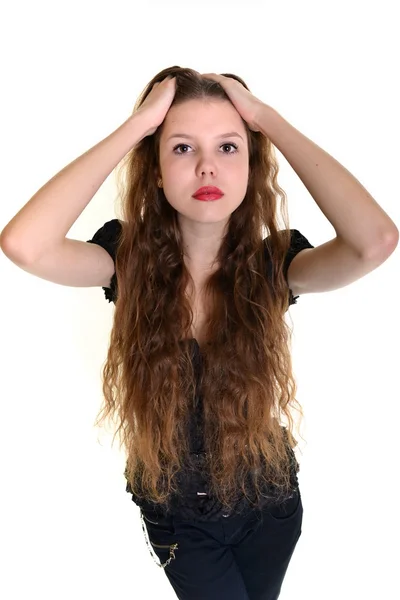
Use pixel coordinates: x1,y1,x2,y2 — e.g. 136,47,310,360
193,193,223,201
192,186,224,201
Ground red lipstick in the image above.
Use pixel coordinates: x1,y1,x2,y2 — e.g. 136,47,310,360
192,186,224,201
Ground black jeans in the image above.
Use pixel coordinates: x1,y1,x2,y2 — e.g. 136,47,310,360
140,486,303,600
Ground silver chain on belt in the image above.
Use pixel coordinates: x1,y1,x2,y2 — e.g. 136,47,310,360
140,509,178,569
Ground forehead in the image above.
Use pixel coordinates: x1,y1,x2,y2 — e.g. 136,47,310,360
161,99,246,137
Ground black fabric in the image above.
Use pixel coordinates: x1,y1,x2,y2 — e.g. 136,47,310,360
263,228,315,306
86,218,122,303
86,221,314,521
284,229,314,305
140,488,303,598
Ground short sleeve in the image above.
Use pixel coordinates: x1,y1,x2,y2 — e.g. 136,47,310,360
284,229,314,306
86,219,122,303
264,229,315,307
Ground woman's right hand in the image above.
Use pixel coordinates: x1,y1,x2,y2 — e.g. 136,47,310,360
135,76,177,137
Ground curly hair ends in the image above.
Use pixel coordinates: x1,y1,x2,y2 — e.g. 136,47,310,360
94,65,304,515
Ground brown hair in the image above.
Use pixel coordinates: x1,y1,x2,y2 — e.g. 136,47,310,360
94,66,303,515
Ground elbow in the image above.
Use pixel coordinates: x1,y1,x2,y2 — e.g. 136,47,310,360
0,233,33,266
363,228,399,262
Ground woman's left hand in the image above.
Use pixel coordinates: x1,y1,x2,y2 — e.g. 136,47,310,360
201,73,266,133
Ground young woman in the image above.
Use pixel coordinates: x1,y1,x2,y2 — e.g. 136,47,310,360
1,67,397,600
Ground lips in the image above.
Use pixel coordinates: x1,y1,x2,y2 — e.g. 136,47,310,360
192,186,224,198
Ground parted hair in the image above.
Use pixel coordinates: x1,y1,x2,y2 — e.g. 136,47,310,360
94,66,303,514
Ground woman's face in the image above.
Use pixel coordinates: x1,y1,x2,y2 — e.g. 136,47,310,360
158,99,250,227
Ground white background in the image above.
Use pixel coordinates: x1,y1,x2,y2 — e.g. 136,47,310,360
1,1,399,598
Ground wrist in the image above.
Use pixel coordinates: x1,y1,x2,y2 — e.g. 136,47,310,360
254,104,282,137
127,111,154,139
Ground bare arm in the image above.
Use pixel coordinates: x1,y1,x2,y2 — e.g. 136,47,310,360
0,113,150,264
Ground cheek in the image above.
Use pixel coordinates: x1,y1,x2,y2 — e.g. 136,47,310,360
161,159,184,179
233,162,250,184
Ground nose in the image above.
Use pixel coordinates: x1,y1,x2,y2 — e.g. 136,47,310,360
195,154,217,178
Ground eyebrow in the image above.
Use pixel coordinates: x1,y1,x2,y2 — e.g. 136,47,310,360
166,132,244,142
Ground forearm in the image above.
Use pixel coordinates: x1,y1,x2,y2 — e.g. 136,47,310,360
0,113,150,263
256,105,398,258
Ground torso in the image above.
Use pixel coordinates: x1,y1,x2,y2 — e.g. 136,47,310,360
189,300,208,350
184,268,215,351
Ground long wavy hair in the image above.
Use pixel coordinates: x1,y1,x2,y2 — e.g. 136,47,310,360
94,66,304,515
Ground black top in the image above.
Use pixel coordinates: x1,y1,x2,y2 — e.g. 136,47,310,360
87,219,314,521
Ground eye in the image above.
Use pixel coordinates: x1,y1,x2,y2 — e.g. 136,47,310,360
172,143,239,155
